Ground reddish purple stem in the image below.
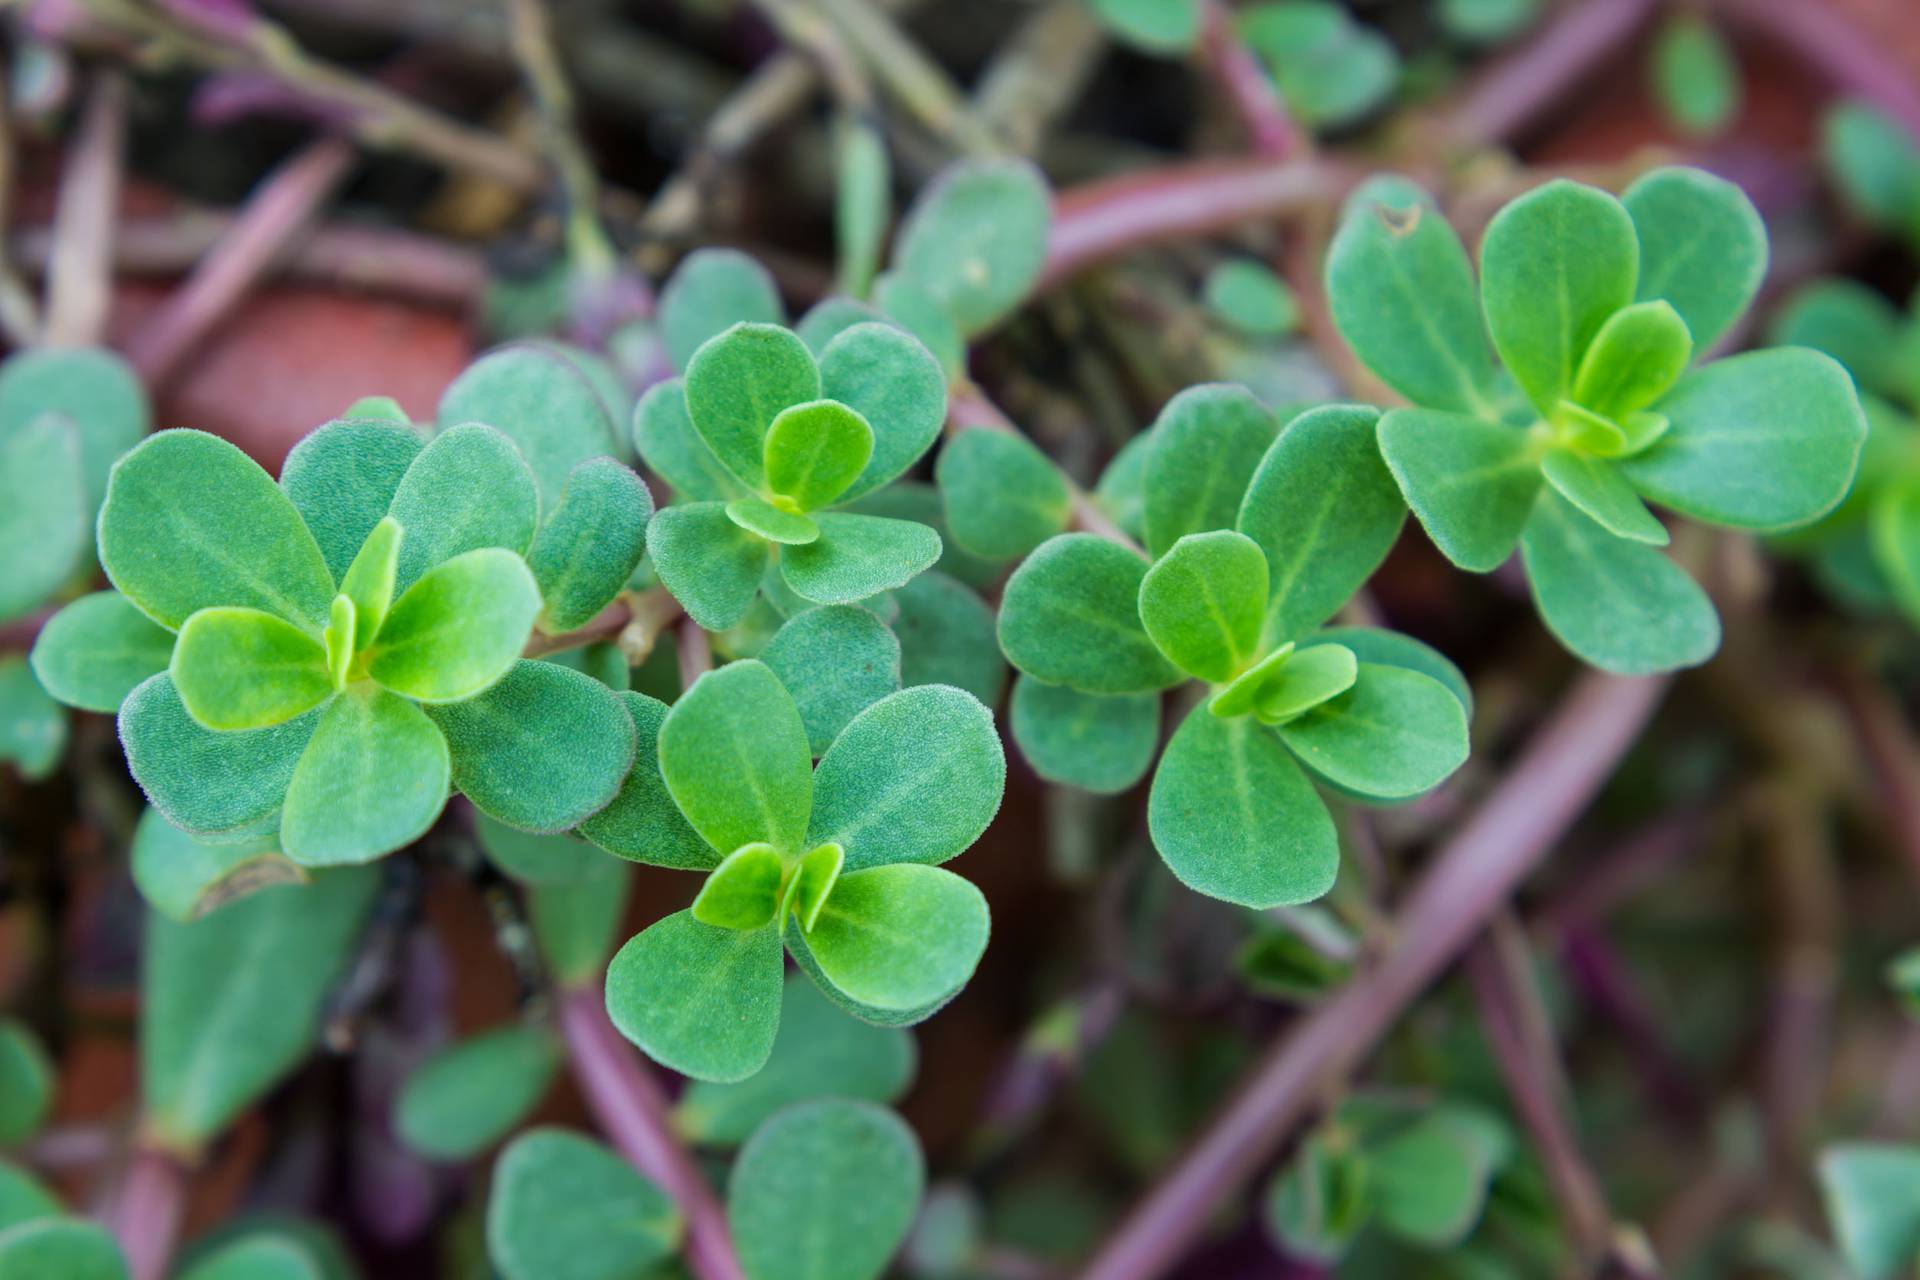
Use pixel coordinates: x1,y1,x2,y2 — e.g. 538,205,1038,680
1197,0,1298,161
1078,670,1669,1280
556,985,744,1280
99,1145,188,1280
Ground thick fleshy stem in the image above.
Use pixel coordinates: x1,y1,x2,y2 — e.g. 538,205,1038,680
99,1144,188,1280
1079,669,1669,1280
1196,0,1299,161
557,985,745,1280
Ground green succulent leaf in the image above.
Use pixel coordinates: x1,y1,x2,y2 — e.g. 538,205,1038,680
1651,15,1739,138
761,605,902,756
101,431,335,633
0,660,62,780
781,513,941,604
677,974,915,1146
1240,2,1399,127
1540,449,1668,545
1251,642,1356,724
0,345,147,514
366,548,541,703
1767,280,1905,399
386,423,540,593
0,1221,127,1280
395,1025,558,1160
647,501,772,630
0,1021,50,1145
998,534,1181,694
1309,627,1473,715
279,420,422,581
338,516,401,646
798,863,989,1014
936,428,1071,561
0,415,84,622
727,498,819,545
120,673,322,837
1137,530,1269,682
487,1128,680,1280
1479,179,1639,417
1368,1109,1504,1246
1824,101,1920,235
893,159,1050,338
1437,0,1539,43
577,692,717,870
31,591,174,715
1205,260,1298,336
527,459,653,632
1147,705,1338,907
890,571,1008,705
1570,300,1693,421
1872,481,1920,620
818,322,949,504
692,842,787,931
529,860,631,988
0,1163,59,1234
475,811,610,883
1276,662,1469,800
1377,409,1541,571
764,400,875,512
659,248,786,373
1325,177,1498,415
605,909,785,1082
280,686,448,865
131,805,304,922
1264,1133,1370,1264
144,869,379,1147
809,683,1004,871
1820,1143,1920,1280
1142,384,1277,558
1624,166,1768,354
1621,347,1867,532
1009,675,1159,795
872,274,965,381
633,378,752,502
795,297,886,355
437,345,620,508
1520,489,1719,674
686,323,822,491
1238,404,1404,643
661,660,814,855
728,1099,924,1280
428,660,637,832
175,1238,320,1280
169,608,332,731
1088,0,1200,51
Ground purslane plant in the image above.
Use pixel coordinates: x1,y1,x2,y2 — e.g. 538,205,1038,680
1768,278,1920,621
999,387,1470,907
593,659,1004,1081
635,320,948,630
30,354,652,865
1326,166,1867,673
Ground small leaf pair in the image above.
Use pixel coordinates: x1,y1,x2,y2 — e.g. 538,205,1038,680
1001,397,1468,908
1327,167,1868,673
599,660,1003,1081
36,418,646,865
1266,1099,1512,1264
637,321,948,630
1239,2,1400,128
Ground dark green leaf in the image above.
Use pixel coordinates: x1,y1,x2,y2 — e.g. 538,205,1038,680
119,674,320,837
936,428,1071,561
1276,662,1470,799
605,909,785,1082
0,1221,127,1280
576,692,717,870
661,660,813,855
893,160,1050,337
1142,384,1277,558
0,1021,50,1145
278,420,423,581
487,1128,680,1280
632,378,751,502
659,248,785,373
1377,409,1541,571
527,459,653,632
437,345,620,508
395,1025,557,1159
997,534,1181,694
647,501,771,631
1137,530,1268,682
781,513,941,604
890,571,1007,705
1540,449,1667,545
1625,166,1768,354
797,863,989,1016
817,322,949,504
762,605,902,756
685,323,821,490
280,686,449,865
386,423,540,593
1009,676,1159,794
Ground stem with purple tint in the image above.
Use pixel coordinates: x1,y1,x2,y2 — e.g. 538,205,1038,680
99,1144,188,1280
557,985,745,1280
1079,670,1668,1280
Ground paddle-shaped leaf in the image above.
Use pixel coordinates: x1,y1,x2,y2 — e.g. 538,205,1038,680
661,660,814,855
30,592,177,713
1009,676,1159,795
170,608,332,731
577,693,716,870
764,400,875,512
366,548,541,703
808,684,1004,871
1147,706,1338,907
130,806,303,922
1142,384,1277,558
386,424,540,592
278,419,422,580
1137,531,1269,682
685,323,821,490
1277,662,1469,799
633,378,752,502
1540,449,1667,545
893,159,1050,337
659,247,785,372
1238,404,1403,644
646,501,771,630
605,910,785,1082
487,1129,680,1280
1624,166,1767,353
936,428,1071,560
526,459,653,632
781,513,942,604
761,605,902,755
817,322,948,503
0,415,84,622
728,1100,925,1280
798,863,989,1014
1479,179,1639,416
998,534,1181,694
692,843,787,930
1520,489,1719,674
1622,347,1867,532
120,674,322,837
395,1025,557,1160
437,344,620,508
280,686,449,865
1377,409,1541,571
101,431,335,632
1570,300,1692,421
